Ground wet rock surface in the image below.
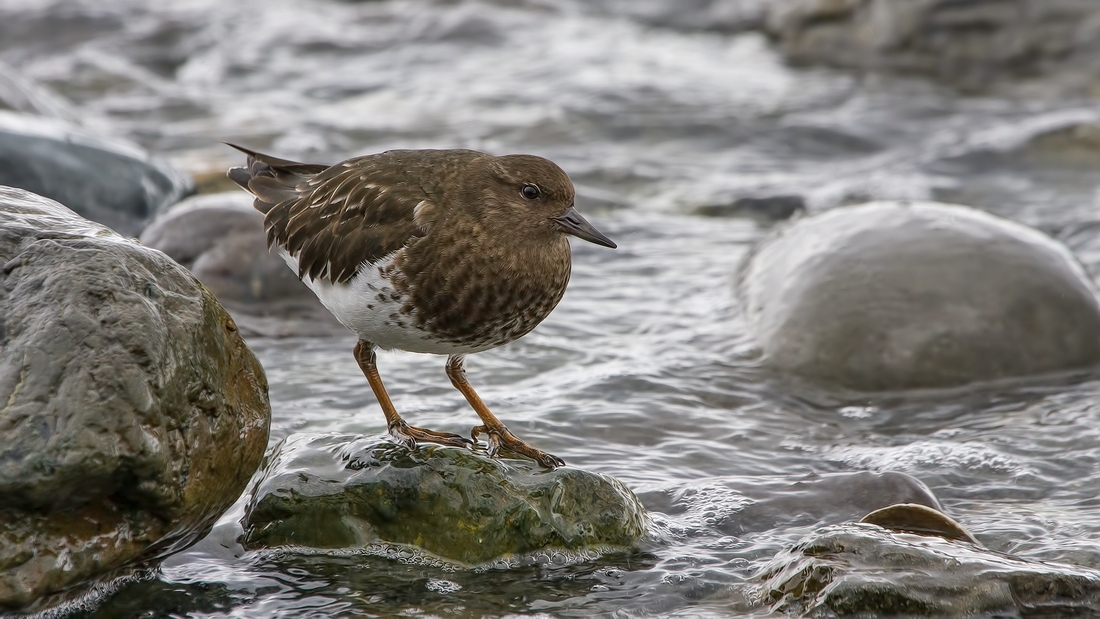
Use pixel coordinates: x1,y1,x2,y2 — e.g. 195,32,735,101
764,0,1100,95
242,434,649,566
760,523,1100,617
0,187,270,612
0,111,192,237
860,503,979,545
139,192,343,337
739,200,1100,391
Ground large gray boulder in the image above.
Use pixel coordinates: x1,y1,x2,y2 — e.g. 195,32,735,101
0,111,193,237
764,0,1100,94
0,187,270,612
139,193,344,337
242,434,648,566
760,523,1100,616
739,201,1100,391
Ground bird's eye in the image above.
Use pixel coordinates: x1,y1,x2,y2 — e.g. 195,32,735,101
521,184,541,200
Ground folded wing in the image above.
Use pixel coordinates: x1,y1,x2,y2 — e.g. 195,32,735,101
227,143,435,284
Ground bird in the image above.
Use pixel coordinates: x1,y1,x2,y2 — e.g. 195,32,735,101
226,144,616,468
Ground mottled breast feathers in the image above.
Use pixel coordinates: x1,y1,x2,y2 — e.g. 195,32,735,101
227,144,468,284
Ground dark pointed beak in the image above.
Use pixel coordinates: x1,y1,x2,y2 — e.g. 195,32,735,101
553,206,617,249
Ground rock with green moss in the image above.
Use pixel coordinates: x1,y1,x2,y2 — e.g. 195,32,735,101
760,522,1100,617
242,434,648,565
0,186,270,612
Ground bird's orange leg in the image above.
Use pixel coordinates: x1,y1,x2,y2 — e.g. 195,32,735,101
354,340,471,449
445,354,564,468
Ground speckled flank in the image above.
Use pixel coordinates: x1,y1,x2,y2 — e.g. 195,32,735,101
394,229,571,350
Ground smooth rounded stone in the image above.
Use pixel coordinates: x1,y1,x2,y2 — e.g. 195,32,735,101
763,0,1100,95
759,523,1100,616
139,193,344,337
0,111,193,237
739,200,1100,391
241,434,649,566
0,187,270,612
860,503,978,545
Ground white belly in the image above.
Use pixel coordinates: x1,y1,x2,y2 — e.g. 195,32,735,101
279,250,484,355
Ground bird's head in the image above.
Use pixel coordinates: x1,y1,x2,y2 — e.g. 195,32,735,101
472,154,617,249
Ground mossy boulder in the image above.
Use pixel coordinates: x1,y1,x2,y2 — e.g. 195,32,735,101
0,187,270,612
242,434,648,565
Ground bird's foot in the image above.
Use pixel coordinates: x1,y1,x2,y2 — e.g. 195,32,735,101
388,420,473,450
471,424,565,468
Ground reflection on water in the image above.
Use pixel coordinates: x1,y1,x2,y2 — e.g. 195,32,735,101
6,0,1100,616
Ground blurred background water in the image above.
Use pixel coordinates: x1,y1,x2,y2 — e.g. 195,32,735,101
5,0,1100,616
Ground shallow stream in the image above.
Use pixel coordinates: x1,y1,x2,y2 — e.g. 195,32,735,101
6,0,1100,616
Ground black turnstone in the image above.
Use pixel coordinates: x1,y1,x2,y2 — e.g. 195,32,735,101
227,144,616,468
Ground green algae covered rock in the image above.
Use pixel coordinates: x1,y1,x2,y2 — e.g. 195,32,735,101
242,434,648,565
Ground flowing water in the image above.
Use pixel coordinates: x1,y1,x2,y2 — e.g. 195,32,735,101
6,0,1100,616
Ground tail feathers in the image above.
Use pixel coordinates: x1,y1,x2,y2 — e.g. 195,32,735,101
249,176,299,208
227,166,252,191
223,142,328,215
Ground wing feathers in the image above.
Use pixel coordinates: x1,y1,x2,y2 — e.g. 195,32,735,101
227,145,439,284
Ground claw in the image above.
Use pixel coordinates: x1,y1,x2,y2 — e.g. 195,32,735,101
536,452,566,468
485,434,501,458
387,421,417,451
469,423,564,468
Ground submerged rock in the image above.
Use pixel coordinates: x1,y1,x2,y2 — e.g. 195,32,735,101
693,194,805,221
242,434,648,565
0,111,193,237
759,523,1100,616
0,187,270,612
739,200,1100,391
764,0,1100,95
139,193,343,337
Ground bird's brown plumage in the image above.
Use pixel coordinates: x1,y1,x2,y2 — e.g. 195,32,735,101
227,144,615,468
228,144,471,283
226,144,583,347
